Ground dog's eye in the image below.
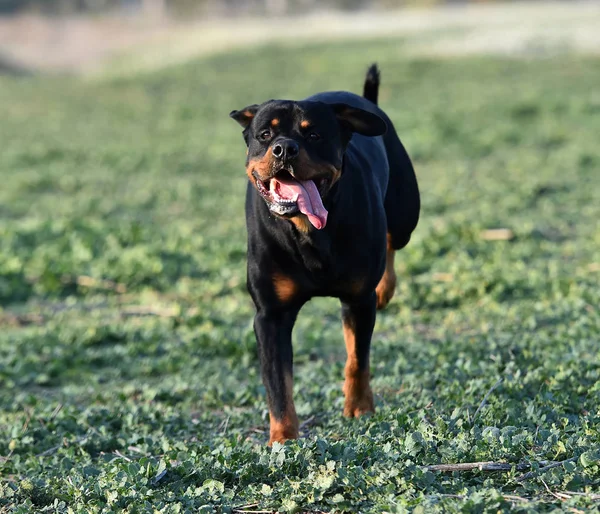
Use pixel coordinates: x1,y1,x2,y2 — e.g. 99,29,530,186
258,130,272,142
307,132,321,141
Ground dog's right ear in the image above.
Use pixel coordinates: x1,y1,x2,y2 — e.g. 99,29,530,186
229,105,259,129
332,103,387,137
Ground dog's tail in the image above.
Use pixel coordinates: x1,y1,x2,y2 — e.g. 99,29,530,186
363,63,380,105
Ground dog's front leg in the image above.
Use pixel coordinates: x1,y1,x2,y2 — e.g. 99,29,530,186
341,293,376,417
254,308,300,445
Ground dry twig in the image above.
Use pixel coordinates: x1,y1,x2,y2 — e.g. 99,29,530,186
233,504,259,510
425,461,527,472
220,415,230,435
472,378,503,423
232,506,273,514
113,450,132,462
233,510,273,514
541,478,570,501
564,491,600,501
515,457,577,482
434,493,529,502
127,446,149,455
300,416,317,430
36,436,87,457
503,494,529,502
60,274,127,293
49,403,63,421
480,228,514,241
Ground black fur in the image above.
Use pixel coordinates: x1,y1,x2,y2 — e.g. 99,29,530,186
230,64,420,442
363,63,380,104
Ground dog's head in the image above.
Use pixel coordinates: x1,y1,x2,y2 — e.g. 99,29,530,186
230,100,386,230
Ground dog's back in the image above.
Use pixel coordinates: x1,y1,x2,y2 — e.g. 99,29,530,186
307,65,420,250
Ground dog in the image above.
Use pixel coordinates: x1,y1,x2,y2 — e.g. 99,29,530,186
230,64,420,444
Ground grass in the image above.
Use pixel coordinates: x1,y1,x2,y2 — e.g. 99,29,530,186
1,39,599,512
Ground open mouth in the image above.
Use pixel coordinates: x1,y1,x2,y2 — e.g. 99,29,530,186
254,169,329,230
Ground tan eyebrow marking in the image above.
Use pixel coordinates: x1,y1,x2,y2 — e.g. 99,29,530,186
300,120,310,129
271,118,280,127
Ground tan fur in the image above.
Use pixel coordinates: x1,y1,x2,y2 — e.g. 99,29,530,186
268,371,299,445
246,147,274,182
272,272,297,303
290,215,311,233
375,233,396,310
342,321,374,417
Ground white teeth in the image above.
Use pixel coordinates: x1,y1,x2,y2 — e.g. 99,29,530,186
272,192,296,204
269,181,297,204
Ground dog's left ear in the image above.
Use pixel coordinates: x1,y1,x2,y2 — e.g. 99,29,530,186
332,103,387,137
229,105,260,129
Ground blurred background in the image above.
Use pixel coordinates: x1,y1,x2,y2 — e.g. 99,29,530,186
1,0,598,76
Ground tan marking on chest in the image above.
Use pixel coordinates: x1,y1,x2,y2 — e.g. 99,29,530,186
290,215,311,233
272,272,297,302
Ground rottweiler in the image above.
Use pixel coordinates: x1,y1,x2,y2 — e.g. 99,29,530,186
230,64,420,444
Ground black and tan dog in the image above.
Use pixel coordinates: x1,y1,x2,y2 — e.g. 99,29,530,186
230,64,420,444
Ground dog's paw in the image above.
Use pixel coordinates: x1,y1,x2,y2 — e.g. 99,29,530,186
343,387,375,418
268,414,299,445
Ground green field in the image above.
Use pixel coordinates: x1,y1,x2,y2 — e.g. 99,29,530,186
1,40,599,512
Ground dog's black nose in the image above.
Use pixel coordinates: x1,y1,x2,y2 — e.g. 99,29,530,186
272,140,299,161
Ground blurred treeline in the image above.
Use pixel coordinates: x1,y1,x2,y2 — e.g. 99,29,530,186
0,0,543,16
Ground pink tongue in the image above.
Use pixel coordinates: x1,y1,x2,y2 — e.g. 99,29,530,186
273,176,328,229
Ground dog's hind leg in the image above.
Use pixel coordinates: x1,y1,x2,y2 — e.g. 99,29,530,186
377,116,420,311
375,233,397,310
362,64,417,310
